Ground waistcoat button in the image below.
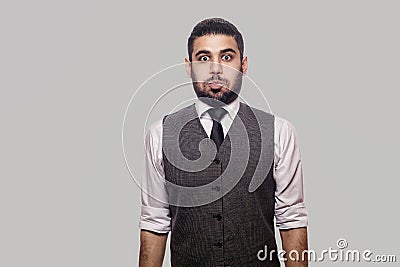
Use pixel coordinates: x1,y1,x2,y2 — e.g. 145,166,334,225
213,241,223,248
213,214,222,221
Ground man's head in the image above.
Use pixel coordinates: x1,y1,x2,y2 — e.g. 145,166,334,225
185,18,248,106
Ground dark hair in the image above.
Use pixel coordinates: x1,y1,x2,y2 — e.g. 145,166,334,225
187,18,244,62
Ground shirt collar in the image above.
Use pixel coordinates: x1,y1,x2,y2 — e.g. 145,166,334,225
195,97,240,120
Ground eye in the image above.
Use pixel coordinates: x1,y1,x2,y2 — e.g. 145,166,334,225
199,55,210,61
222,54,232,61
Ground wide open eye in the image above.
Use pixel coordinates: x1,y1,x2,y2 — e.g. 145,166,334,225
221,54,232,61
199,55,210,61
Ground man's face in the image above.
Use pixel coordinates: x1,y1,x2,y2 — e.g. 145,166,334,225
185,34,248,106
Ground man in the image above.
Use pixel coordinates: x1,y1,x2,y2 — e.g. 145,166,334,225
139,18,308,267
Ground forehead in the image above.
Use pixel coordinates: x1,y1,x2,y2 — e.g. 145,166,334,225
192,34,239,54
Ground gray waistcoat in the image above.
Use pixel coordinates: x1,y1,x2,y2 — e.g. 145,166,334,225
162,102,280,267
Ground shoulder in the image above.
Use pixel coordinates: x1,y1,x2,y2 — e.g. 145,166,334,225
162,104,196,121
145,118,163,146
146,104,196,140
239,103,274,131
238,103,298,135
146,118,163,135
273,115,300,156
240,102,274,119
274,115,298,138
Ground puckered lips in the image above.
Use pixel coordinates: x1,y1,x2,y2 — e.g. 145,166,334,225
207,80,225,90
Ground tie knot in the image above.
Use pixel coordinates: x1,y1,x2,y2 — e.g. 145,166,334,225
207,107,228,122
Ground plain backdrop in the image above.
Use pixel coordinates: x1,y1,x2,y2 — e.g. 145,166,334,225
1,1,399,266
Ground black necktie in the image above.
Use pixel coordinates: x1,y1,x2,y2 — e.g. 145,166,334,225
207,107,228,150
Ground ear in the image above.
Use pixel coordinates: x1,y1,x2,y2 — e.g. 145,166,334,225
241,56,248,75
184,58,192,78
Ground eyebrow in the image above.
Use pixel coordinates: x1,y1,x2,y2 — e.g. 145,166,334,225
220,48,237,54
194,48,237,57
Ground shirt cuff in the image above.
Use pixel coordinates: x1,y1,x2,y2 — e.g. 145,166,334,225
139,205,171,233
275,202,308,230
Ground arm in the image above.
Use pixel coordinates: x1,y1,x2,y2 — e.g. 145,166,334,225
139,121,171,266
280,227,308,267
274,117,309,266
139,230,168,267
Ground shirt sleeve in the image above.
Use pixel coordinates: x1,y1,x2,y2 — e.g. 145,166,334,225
274,116,308,230
139,119,171,233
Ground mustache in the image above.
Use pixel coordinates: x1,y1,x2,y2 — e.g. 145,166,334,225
204,75,229,84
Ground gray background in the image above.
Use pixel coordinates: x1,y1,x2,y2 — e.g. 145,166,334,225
1,0,399,266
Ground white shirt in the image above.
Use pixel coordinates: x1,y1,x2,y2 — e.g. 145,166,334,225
140,97,308,233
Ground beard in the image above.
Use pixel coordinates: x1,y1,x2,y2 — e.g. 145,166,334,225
191,67,243,107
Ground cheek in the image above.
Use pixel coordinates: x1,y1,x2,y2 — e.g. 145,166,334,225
223,66,241,82
222,59,241,72
191,63,211,80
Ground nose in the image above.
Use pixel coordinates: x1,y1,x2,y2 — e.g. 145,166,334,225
209,60,223,74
